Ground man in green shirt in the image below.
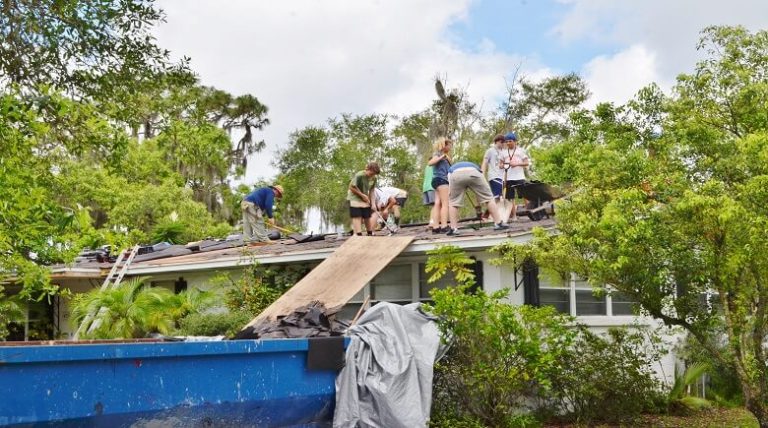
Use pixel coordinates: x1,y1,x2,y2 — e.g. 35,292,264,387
347,162,381,236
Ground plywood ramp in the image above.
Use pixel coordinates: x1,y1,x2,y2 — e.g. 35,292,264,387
242,235,414,329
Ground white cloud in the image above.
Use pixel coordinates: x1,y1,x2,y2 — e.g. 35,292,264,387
553,0,768,80
154,0,541,182
582,44,666,107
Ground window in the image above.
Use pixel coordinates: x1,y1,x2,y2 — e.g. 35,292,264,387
536,271,638,317
610,291,637,315
371,265,412,303
418,263,456,301
337,264,414,320
539,270,569,314
574,277,606,316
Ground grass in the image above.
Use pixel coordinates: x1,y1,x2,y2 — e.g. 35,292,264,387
545,407,758,428
639,407,758,428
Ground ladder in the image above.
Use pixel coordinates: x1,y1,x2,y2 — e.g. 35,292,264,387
73,245,140,339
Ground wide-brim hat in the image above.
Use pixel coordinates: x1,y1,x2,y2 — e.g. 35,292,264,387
272,185,284,197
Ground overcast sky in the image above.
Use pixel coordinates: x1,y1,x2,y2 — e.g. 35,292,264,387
154,0,767,183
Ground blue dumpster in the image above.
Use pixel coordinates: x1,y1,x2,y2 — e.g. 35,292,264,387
0,339,343,427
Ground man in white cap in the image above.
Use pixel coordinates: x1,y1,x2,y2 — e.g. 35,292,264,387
241,184,283,242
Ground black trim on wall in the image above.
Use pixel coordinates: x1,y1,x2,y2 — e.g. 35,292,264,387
470,257,483,294
174,277,188,294
522,259,540,306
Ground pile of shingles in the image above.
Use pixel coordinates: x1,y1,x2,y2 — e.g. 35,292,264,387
232,301,349,339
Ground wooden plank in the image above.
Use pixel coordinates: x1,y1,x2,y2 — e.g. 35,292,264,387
242,235,414,328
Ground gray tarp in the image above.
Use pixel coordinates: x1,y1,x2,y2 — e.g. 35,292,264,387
333,302,441,428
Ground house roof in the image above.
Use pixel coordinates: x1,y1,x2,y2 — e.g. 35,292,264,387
51,218,556,279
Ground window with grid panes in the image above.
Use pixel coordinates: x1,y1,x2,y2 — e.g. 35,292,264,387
538,269,570,314
574,277,606,315
370,264,412,303
418,263,456,302
610,290,637,315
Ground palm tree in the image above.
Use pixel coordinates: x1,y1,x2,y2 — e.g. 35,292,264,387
70,278,219,339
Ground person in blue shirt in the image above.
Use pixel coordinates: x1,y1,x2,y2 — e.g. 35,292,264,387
445,162,509,236
241,185,284,242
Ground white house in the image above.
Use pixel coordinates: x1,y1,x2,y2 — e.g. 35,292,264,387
11,217,680,383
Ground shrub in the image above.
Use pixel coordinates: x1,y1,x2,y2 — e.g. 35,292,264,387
177,311,253,337
552,327,666,424
216,262,309,315
427,285,577,427
677,331,744,406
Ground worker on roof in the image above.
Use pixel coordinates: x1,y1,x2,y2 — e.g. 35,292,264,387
445,161,509,236
374,186,408,229
241,184,283,242
428,137,452,234
481,134,507,203
501,131,530,222
347,162,381,236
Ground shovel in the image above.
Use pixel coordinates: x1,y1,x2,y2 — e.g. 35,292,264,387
272,224,326,243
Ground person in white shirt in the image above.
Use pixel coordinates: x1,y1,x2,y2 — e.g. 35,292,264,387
481,134,506,201
374,186,408,227
500,132,530,221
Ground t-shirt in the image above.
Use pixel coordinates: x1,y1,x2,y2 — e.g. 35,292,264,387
500,145,529,181
346,170,377,208
243,187,275,218
432,152,451,180
483,146,504,181
448,161,481,173
375,187,407,206
422,165,434,192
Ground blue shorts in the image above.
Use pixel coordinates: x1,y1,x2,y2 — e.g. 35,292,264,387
431,176,449,189
489,179,503,198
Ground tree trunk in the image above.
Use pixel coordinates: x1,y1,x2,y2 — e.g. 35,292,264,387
746,399,768,428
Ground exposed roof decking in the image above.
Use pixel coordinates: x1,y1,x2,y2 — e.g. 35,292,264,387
51,218,556,277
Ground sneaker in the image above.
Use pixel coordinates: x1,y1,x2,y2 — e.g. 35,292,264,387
494,223,509,231
446,228,461,236
440,226,451,233
432,228,441,234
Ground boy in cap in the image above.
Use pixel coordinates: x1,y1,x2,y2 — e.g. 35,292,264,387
501,131,530,221
347,162,381,236
241,184,283,242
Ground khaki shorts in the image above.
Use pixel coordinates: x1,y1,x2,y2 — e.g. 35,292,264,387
448,168,495,207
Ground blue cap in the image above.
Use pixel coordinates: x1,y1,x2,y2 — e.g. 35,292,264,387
504,132,517,141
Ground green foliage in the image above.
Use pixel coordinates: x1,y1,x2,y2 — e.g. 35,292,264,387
275,79,497,228
0,90,118,300
219,262,308,316
503,73,590,148
0,0,185,99
425,245,477,287
523,26,768,426
669,362,710,402
427,285,577,427
677,332,744,406
0,289,24,339
177,311,253,338
553,328,666,424
70,278,218,339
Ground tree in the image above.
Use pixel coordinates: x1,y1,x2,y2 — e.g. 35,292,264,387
514,26,768,426
70,278,217,339
275,114,412,226
501,73,590,148
0,0,186,99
